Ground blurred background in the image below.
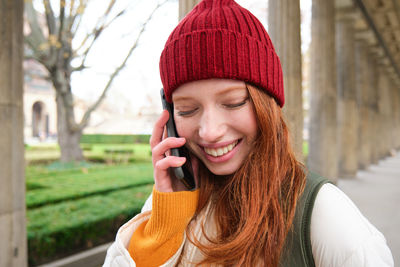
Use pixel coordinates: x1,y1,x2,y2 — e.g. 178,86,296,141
1,0,399,266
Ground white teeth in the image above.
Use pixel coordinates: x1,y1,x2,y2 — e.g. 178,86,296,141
204,140,239,157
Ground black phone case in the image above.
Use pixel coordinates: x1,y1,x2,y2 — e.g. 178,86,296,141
160,89,196,190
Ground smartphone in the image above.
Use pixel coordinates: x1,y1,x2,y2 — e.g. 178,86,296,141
160,89,196,190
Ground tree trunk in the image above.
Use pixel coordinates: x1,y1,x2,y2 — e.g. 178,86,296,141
53,64,84,162
56,91,84,162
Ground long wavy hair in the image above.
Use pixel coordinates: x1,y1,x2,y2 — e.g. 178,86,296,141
189,84,306,266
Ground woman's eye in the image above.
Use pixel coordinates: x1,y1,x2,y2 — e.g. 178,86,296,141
176,108,198,116
224,98,249,109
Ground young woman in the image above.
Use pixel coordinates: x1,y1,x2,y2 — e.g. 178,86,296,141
104,0,394,266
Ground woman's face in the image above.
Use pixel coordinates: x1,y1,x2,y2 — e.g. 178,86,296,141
172,79,258,175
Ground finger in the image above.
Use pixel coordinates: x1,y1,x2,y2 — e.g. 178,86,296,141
150,110,169,149
155,156,186,170
162,125,167,140
163,127,170,156
152,137,186,163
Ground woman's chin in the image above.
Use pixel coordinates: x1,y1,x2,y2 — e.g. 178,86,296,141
204,163,238,176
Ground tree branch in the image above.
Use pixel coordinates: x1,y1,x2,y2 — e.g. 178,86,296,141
58,0,66,42
25,2,49,66
72,63,87,72
65,0,75,34
69,0,75,16
75,9,126,68
43,0,56,35
69,0,88,35
25,2,46,42
74,0,119,54
42,0,61,66
78,0,168,129
103,0,117,18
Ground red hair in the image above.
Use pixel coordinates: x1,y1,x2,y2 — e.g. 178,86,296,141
189,84,306,266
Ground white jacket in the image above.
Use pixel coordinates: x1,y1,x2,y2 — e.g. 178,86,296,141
103,184,394,267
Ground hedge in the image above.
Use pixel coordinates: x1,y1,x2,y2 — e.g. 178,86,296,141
25,143,152,165
27,184,153,266
26,163,153,208
80,134,151,144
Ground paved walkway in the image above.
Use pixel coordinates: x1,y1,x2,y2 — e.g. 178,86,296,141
338,151,400,265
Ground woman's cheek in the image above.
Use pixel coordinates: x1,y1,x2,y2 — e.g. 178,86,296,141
174,117,192,139
175,120,199,155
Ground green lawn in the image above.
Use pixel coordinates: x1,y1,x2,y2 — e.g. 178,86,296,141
27,183,153,265
28,184,153,235
25,142,154,265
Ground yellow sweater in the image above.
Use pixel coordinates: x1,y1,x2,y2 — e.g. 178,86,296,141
128,187,199,266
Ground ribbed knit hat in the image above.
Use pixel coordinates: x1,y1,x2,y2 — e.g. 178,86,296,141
160,0,284,107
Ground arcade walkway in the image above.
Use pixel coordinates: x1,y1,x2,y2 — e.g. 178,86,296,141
338,151,400,265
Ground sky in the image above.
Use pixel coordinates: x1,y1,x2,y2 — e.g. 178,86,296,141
69,0,312,115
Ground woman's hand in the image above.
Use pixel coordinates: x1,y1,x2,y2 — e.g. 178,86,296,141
150,110,196,192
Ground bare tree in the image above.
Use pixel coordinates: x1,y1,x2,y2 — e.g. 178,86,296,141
24,0,167,162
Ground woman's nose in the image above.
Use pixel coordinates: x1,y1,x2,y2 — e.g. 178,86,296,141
198,110,226,142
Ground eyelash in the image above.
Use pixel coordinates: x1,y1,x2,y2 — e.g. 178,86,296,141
224,98,249,108
177,109,198,116
176,98,249,117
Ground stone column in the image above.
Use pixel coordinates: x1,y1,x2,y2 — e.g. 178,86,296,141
376,67,391,159
336,12,358,177
384,74,393,155
355,40,371,169
397,87,400,150
268,0,303,162
179,0,200,20
384,71,392,156
308,0,338,182
367,52,379,164
392,80,400,151
375,68,384,159
0,0,27,266
388,79,397,153
394,86,400,150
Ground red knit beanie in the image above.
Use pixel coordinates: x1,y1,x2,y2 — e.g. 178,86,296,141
160,0,284,107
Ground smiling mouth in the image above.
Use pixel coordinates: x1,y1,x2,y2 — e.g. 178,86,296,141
203,140,240,157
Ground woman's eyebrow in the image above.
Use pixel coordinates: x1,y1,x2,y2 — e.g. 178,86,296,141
216,86,248,96
172,96,194,102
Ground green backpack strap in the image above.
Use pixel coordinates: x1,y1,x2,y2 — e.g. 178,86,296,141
280,172,331,267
